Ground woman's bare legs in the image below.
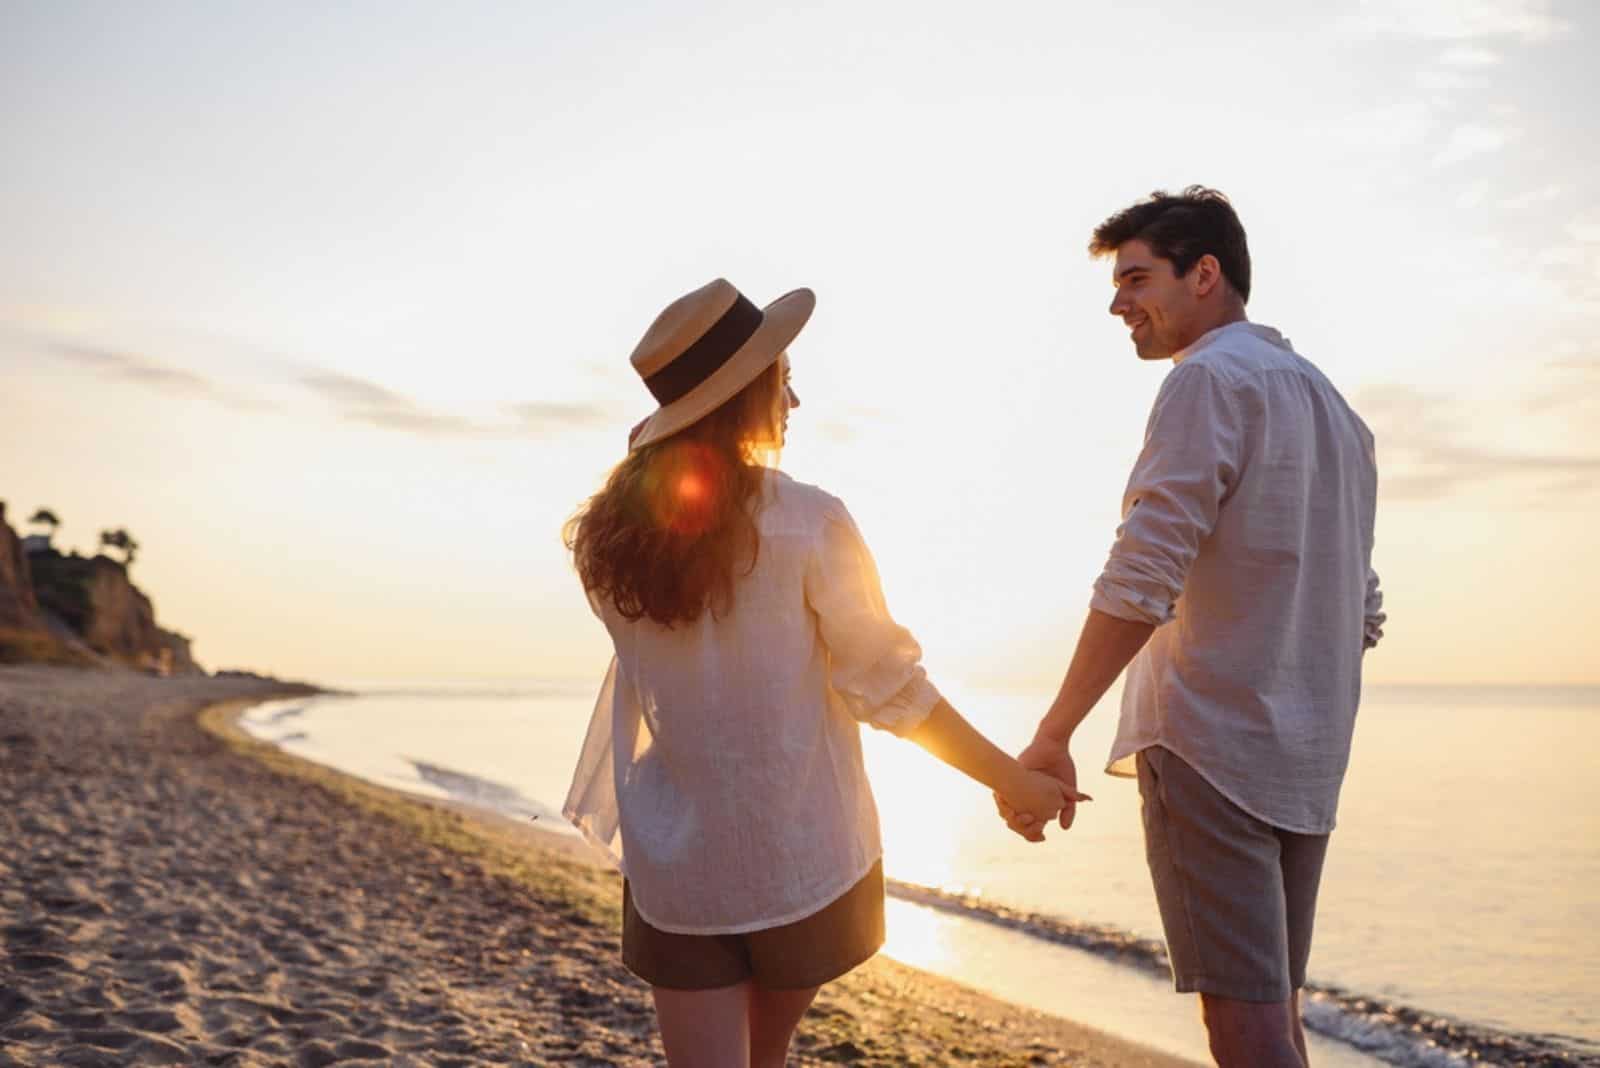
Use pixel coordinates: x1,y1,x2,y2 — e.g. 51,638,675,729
652,983,750,1068
651,981,821,1068
748,984,820,1068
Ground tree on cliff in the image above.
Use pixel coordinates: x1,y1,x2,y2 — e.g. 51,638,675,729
99,528,140,566
29,509,61,537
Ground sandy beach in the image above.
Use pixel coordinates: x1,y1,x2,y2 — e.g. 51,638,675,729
0,666,1194,1067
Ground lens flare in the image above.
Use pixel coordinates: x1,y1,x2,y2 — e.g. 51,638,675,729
646,442,728,538
676,472,707,504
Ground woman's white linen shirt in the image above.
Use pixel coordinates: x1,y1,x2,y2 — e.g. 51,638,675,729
564,472,941,935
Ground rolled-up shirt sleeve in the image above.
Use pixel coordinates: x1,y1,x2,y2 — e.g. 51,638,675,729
1363,567,1386,649
804,500,942,737
1092,363,1244,626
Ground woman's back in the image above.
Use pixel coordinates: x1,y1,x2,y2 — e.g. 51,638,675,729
560,278,1071,1066
588,471,935,934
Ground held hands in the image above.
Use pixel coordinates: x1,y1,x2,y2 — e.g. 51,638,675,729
995,738,1089,843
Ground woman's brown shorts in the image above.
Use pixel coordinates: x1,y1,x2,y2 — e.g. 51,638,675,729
622,861,885,991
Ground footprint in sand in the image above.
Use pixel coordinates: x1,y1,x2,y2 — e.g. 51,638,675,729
8,951,80,974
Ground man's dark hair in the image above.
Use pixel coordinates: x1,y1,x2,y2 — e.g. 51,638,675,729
1089,186,1251,302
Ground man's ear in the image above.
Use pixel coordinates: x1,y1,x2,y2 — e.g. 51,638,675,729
1190,253,1224,298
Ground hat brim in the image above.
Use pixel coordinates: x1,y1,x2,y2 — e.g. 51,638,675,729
628,287,814,452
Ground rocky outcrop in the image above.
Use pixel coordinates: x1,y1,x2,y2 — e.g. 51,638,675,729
0,501,205,674
30,551,157,656
0,502,89,665
156,629,201,676
27,550,205,674
0,502,43,630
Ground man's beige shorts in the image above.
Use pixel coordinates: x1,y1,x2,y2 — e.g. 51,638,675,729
1137,746,1330,1003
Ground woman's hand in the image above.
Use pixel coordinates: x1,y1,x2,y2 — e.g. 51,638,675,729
997,767,1078,842
996,736,1094,842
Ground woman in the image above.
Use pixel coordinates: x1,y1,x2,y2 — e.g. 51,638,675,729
563,279,1073,1068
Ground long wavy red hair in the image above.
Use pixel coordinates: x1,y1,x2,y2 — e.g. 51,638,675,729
564,361,783,627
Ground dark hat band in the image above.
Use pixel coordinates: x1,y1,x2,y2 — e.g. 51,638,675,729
643,294,764,405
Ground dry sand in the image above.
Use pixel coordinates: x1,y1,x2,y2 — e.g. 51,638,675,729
0,666,1195,1066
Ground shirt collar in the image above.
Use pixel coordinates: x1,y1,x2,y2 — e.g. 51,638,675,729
1172,319,1293,364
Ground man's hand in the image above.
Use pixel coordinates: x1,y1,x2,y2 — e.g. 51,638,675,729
998,609,1149,839
995,737,1087,841
994,768,1074,841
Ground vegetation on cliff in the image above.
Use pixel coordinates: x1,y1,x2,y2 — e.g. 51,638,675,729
0,500,199,673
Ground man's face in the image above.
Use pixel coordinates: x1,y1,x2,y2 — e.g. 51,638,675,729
1108,240,1199,361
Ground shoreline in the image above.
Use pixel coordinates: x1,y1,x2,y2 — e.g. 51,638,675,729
1,665,1194,1067
238,689,1599,1068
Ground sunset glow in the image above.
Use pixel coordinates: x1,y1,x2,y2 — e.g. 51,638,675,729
2,2,1596,686
4,11,1593,1063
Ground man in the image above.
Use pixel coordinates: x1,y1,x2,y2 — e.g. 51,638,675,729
1002,187,1385,1067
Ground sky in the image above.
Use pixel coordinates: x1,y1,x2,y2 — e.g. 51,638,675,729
2,0,1597,688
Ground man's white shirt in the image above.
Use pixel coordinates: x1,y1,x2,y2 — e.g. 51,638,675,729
1094,320,1384,834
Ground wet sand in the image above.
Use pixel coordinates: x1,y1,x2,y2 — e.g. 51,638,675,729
0,666,1194,1066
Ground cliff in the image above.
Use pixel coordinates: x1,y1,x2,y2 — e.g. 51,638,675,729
0,502,43,630
0,503,203,674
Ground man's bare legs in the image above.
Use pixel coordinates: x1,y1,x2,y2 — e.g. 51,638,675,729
1199,992,1306,1068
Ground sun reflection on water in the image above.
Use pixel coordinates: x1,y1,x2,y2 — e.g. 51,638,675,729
881,897,961,970
863,729,980,893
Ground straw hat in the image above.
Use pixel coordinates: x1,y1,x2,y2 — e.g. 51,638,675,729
627,279,814,452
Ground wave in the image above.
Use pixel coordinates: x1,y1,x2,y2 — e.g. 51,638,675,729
406,759,570,827
262,703,308,724
886,880,1598,1067
343,684,591,700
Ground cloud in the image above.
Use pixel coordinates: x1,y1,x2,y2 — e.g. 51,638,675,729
1439,45,1503,65
1345,0,1570,43
1529,238,1600,303
1380,447,1600,500
298,371,474,435
344,409,485,436
40,340,274,412
1538,356,1600,402
298,371,492,437
298,372,412,409
1504,183,1565,210
1376,473,1470,501
299,372,614,439
507,402,611,430
1535,244,1587,270
581,361,634,385
48,342,221,397
1434,123,1511,166
1523,373,1600,414
1320,99,1437,152
1417,69,1489,90
17,320,613,439
1355,384,1600,500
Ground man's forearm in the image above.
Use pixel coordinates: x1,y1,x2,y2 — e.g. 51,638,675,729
1035,609,1155,743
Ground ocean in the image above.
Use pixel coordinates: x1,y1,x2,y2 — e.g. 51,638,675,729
239,681,1600,1067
